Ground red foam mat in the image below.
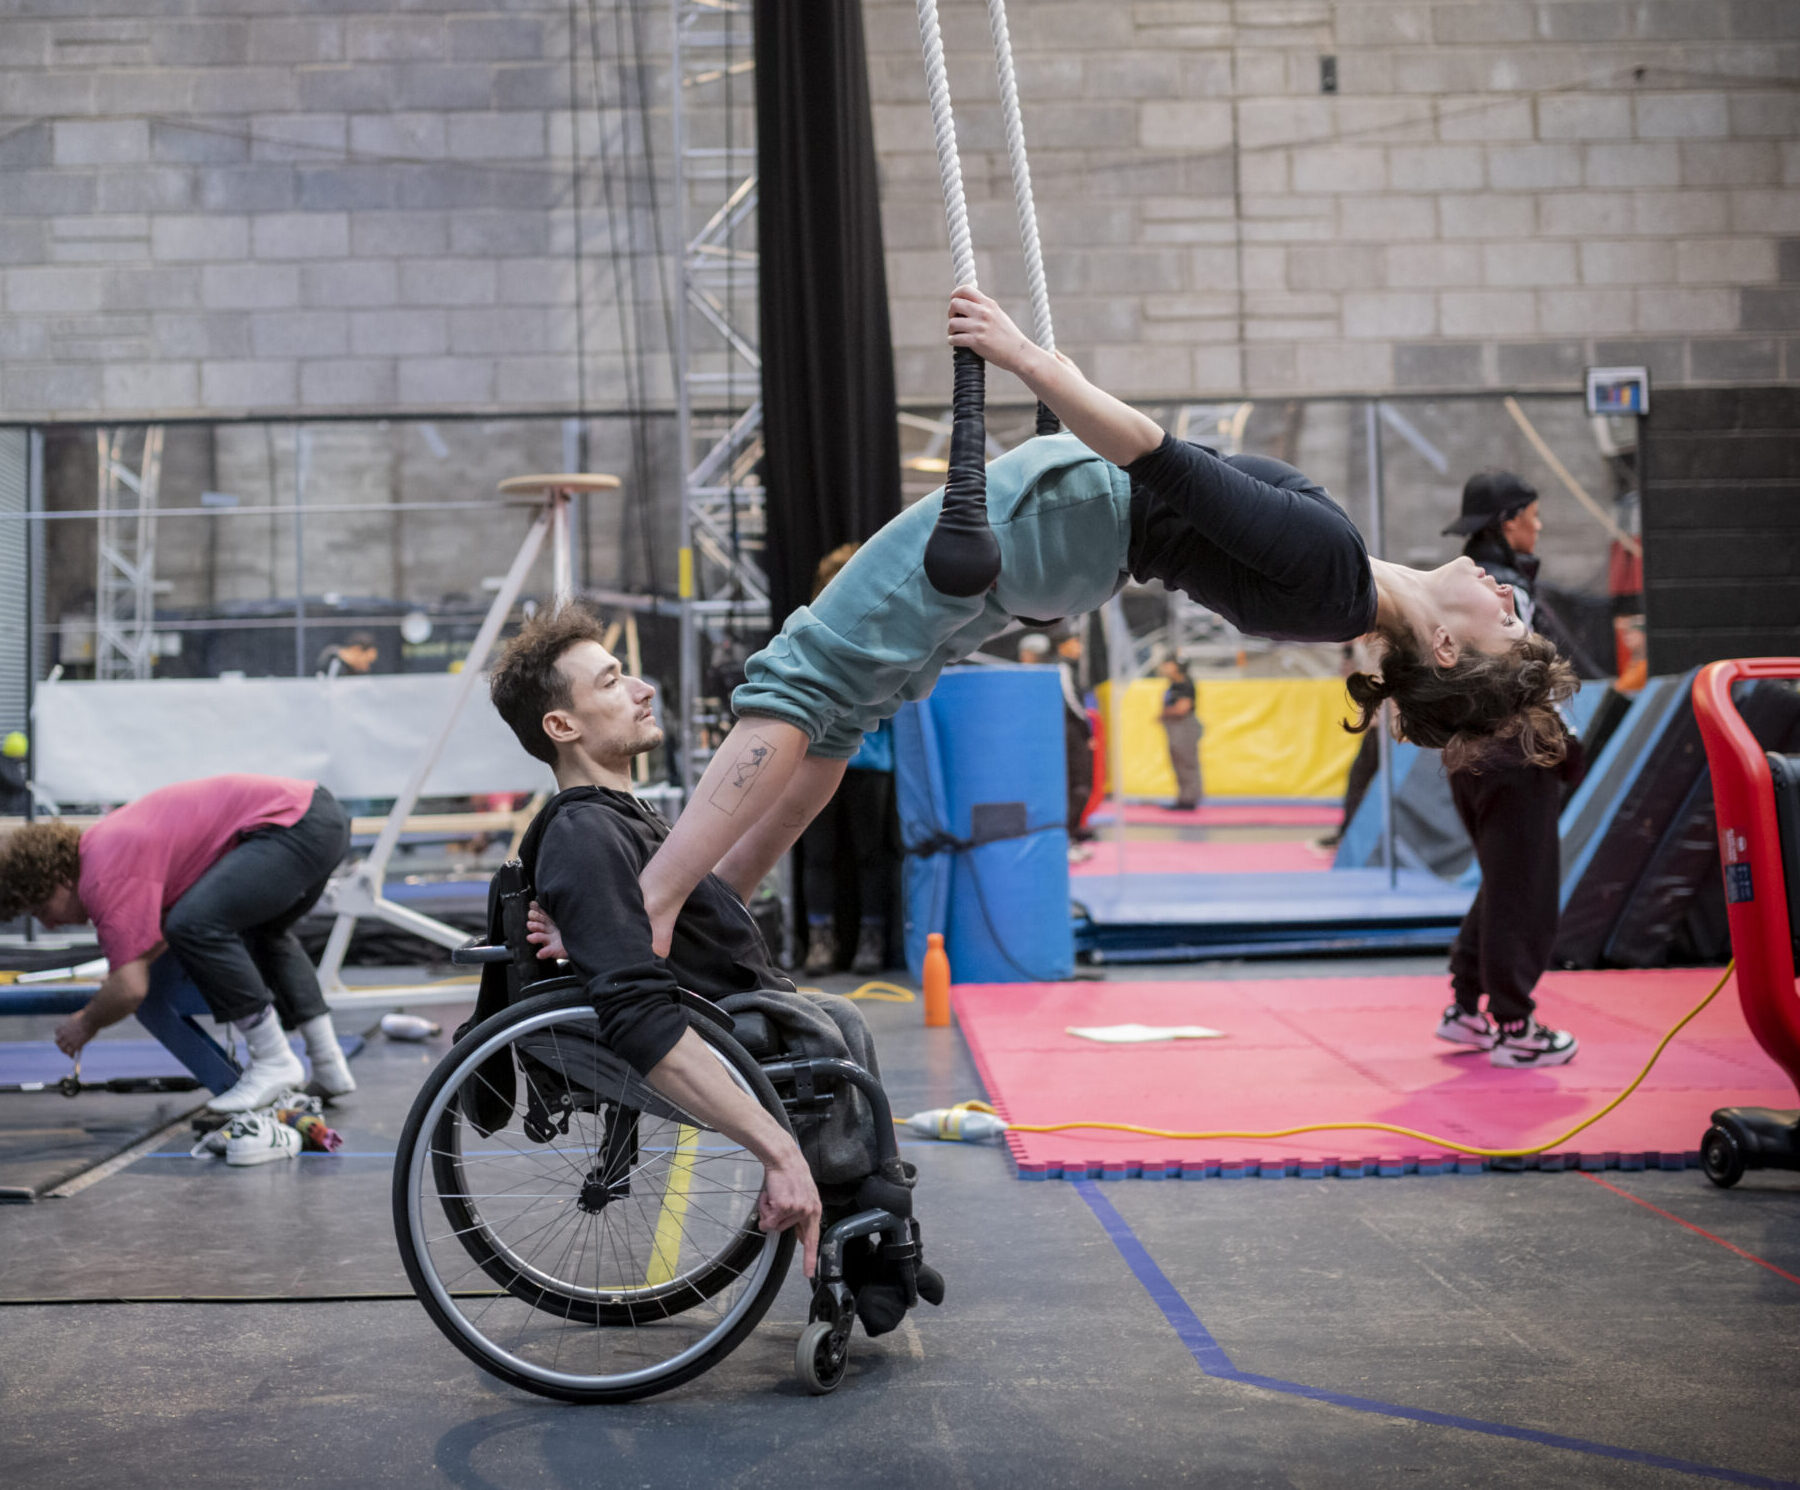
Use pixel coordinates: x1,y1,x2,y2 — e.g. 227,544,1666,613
1071,839,1329,877
951,970,1794,1179
1087,802,1342,828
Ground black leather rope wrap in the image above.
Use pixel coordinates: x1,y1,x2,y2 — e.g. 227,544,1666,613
922,346,1001,597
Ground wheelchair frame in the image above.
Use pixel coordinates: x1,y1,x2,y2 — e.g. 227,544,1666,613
392,935,923,1399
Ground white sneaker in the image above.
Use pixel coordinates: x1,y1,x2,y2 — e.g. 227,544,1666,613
306,1044,357,1100
207,1048,307,1113
1490,1018,1578,1069
1434,1004,1496,1051
225,1112,301,1166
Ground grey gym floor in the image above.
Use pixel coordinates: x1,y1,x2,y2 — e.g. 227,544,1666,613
3,951,1798,1490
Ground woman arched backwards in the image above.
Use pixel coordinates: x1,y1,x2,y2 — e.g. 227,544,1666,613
630,288,1574,955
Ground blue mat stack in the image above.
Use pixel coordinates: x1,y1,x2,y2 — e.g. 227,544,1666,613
893,666,1073,984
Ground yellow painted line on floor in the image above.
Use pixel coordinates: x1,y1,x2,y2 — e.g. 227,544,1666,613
644,1124,700,1287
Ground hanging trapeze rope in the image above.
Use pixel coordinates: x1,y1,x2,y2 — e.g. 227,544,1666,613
914,0,1057,598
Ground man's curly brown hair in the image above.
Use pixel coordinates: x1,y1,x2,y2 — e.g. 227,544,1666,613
489,602,610,765
1345,625,1578,772
0,821,82,922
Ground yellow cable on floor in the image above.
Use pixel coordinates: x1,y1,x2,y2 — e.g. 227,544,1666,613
844,980,917,1003
794,980,917,1003
920,962,1737,1159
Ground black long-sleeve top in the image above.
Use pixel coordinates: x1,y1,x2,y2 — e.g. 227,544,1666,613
532,789,792,1075
1126,434,1379,644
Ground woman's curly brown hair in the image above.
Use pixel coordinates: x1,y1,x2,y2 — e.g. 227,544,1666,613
1345,625,1578,772
0,821,82,922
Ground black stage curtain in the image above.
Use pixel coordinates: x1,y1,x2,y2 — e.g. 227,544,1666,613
755,0,902,627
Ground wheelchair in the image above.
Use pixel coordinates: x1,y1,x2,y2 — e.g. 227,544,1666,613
391,891,937,1403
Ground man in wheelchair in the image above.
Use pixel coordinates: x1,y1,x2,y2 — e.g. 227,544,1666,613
479,603,942,1349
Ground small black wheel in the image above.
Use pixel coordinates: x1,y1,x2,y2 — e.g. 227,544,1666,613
1701,1125,1745,1188
796,1320,847,1395
58,1075,81,1099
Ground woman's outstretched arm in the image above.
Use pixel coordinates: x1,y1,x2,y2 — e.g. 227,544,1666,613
948,287,1165,466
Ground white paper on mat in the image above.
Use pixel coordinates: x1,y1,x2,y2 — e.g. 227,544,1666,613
1065,1024,1226,1044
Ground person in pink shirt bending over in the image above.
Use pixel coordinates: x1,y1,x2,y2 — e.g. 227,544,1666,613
0,774,356,1113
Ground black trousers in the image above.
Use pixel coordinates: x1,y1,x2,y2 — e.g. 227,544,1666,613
1065,708,1094,838
1447,759,1563,1025
1336,731,1380,838
800,767,895,927
161,786,351,1027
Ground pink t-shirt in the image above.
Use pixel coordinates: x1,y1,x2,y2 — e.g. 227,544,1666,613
79,774,318,968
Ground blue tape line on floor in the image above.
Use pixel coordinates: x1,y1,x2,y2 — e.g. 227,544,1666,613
1073,1180,1800,1490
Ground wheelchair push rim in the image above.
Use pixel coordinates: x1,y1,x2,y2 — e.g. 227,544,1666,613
396,994,793,1401
428,1104,771,1316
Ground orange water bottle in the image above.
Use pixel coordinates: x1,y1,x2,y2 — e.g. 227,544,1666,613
923,932,951,1027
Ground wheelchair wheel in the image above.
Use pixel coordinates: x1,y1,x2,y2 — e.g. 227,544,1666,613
394,987,795,1403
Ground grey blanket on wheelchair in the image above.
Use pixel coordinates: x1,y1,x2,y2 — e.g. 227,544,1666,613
720,986,882,1187
718,988,882,1187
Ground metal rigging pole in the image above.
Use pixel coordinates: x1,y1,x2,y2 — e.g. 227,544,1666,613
93,426,163,680
670,0,768,791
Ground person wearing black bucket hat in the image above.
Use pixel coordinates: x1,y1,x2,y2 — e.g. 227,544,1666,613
1444,471,1543,629
1434,469,1581,1069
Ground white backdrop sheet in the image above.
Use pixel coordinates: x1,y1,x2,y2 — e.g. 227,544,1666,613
33,674,553,804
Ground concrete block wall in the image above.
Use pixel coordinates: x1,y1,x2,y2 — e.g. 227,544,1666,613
1,0,1795,421
0,0,684,423
866,0,1800,402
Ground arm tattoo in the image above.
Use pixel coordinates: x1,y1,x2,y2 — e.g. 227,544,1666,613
707,733,778,816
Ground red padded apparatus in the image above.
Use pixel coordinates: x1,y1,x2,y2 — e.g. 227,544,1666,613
1692,658,1800,1102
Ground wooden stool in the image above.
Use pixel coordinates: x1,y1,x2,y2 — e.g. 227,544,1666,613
496,473,621,605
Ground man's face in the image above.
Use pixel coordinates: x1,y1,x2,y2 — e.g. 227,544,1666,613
340,644,378,673
545,640,662,762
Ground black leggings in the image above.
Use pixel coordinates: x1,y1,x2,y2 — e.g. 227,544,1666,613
161,786,351,1027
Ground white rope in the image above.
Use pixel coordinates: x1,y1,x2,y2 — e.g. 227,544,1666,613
985,0,1053,353
916,0,978,292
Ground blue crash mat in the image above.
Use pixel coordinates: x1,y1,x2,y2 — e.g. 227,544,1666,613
1071,868,1473,927
0,1035,363,1086
1071,868,1473,959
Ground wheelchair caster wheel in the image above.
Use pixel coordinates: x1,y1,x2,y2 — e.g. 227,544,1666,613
796,1319,848,1395
1701,1125,1745,1188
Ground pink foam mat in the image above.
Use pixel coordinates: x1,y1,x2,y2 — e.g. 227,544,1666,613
1071,839,1331,876
951,969,1795,1179
1086,802,1342,828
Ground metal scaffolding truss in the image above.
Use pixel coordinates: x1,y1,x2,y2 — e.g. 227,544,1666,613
671,0,767,788
93,426,164,681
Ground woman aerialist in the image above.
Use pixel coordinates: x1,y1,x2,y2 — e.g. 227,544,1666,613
631,287,1574,955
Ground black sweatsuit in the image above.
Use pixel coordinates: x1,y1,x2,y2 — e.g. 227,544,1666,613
1447,525,1582,1025
532,789,794,1075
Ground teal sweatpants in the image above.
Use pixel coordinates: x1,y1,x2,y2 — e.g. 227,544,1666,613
735,433,1133,759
